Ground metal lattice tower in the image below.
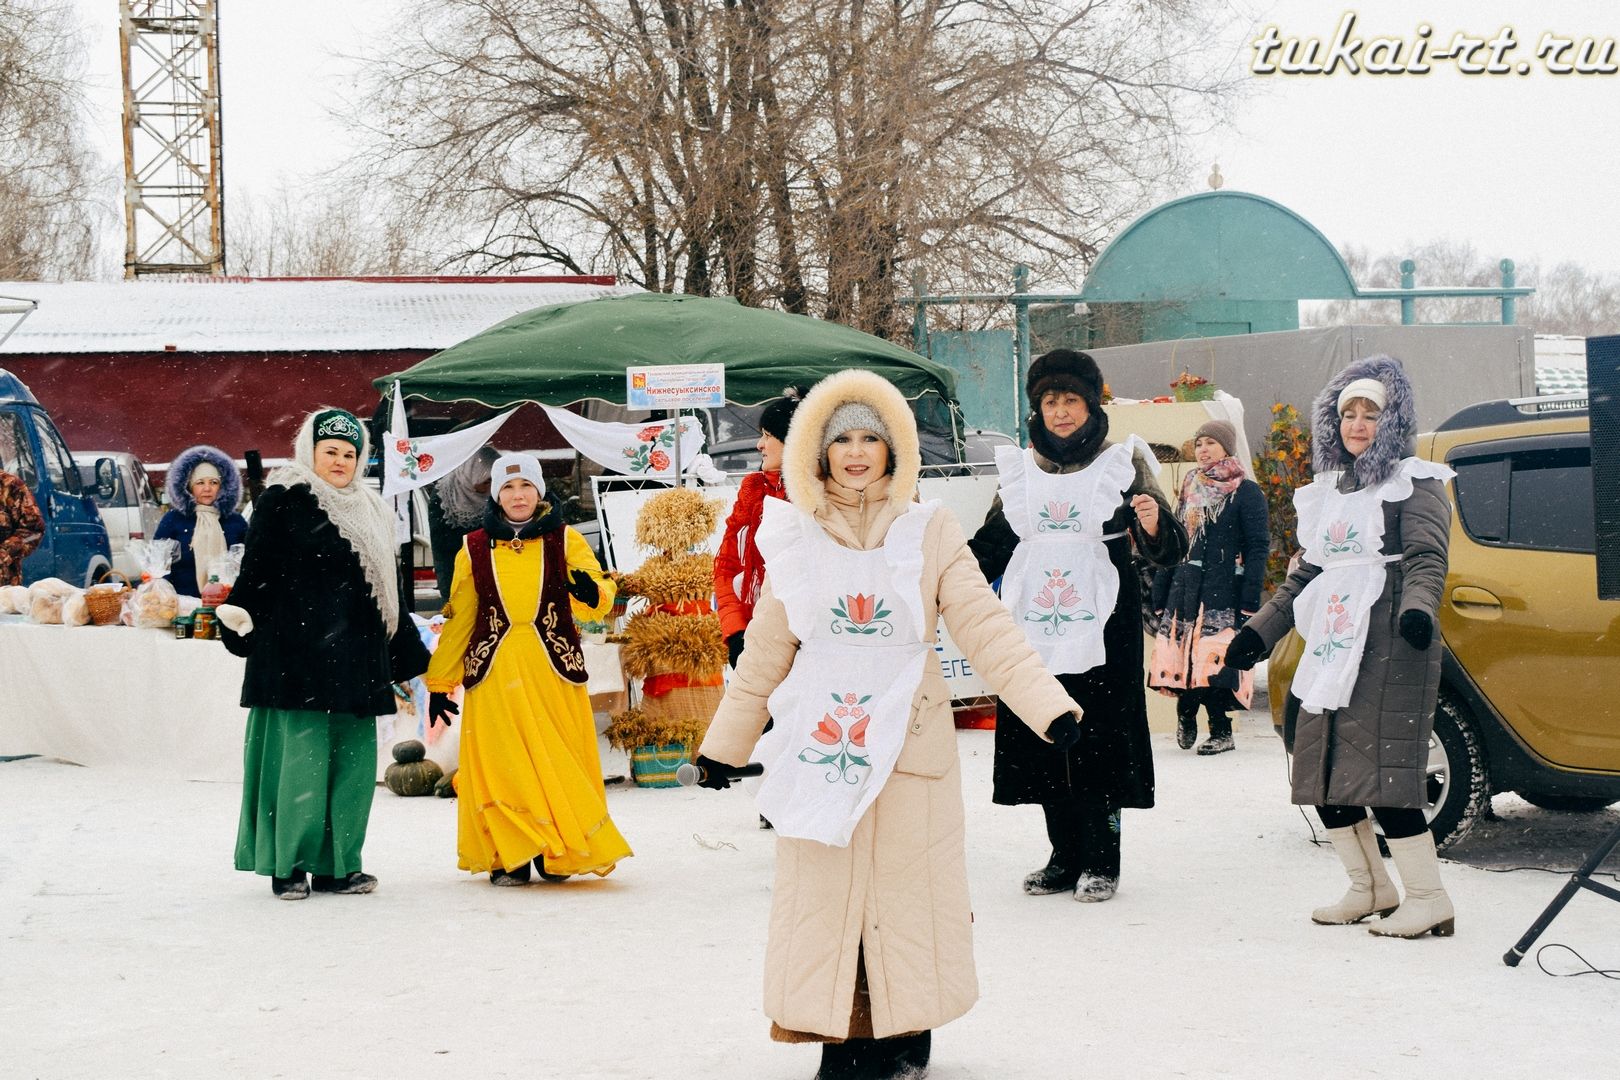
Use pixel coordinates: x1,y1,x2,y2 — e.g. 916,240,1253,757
119,1,225,278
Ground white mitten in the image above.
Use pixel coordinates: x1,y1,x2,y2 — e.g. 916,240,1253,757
216,603,254,636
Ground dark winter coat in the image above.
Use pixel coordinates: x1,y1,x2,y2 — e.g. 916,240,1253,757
155,445,249,598
219,483,429,716
971,437,1188,808
1245,355,1450,810
1152,478,1269,624
154,509,249,598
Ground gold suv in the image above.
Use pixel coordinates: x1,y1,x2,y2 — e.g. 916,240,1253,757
1268,394,1615,847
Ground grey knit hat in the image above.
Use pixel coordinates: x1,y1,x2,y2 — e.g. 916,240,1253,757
819,402,892,461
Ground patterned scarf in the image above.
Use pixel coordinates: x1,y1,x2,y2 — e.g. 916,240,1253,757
1177,457,1245,545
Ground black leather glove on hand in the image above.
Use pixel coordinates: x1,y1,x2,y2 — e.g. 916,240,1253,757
1399,609,1434,651
726,632,745,669
429,691,460,728
692,754,734,790
1222,626,1266,672
1045,713,1082,752
567,569,600,607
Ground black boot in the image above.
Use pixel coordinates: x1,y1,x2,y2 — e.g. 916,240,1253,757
311,871,378,895
490,862,533,886
886,1031,931,1077
271,870,309,900
1175,706,1197,750
1197,712,1234,755
533,858,570,883
1022,861,1079,895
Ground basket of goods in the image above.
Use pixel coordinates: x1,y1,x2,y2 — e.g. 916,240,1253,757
1170,371,1215,403
84,572,133,626
124,539,181,628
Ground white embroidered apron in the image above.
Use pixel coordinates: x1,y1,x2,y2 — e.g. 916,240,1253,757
1289,458,1455,713
749,498,939,847
993,438,1155,676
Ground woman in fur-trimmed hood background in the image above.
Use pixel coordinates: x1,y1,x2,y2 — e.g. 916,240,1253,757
154,444,248,598
697,368,1081,1080
1222,354,1458,940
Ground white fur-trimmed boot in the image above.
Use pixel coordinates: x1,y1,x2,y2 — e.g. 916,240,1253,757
1311,818,1399,925
1370,831,1456,938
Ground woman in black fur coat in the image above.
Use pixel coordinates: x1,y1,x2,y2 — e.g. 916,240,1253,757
217,407,429,901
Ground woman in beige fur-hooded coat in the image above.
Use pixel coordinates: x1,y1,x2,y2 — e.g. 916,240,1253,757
697,368,1081,1078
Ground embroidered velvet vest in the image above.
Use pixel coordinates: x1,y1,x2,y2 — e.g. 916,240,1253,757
460,527,589,687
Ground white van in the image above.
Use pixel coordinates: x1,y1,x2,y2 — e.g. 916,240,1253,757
73,451,164,581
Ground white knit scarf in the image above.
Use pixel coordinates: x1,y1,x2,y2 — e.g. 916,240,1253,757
266,414,399,629
190,504,227,593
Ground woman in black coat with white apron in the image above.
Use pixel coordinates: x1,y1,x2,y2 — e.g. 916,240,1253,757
971,349,1187,902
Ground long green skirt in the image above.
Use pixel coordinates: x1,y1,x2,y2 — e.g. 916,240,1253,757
235,707,377,878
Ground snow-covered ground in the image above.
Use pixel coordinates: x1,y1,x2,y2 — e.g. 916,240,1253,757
4,719,1617,1080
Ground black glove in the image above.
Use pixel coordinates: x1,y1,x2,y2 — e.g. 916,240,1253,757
692,754,735,790
1045,713,1082,752
568,569,600,607
429,691,460,728
1399,609,1434,651
726,632,745,668
1235,610,1255,631
1222,626,1266,672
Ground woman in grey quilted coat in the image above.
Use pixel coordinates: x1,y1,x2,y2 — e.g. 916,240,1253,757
1221,355,1456,939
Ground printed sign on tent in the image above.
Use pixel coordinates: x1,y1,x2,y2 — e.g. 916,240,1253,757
626,363,726,409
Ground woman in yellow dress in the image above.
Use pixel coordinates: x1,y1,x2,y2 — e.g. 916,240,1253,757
426,453,632,885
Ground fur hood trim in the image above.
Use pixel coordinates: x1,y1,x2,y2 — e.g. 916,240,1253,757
782,368,920,516
1312,354,1417,487
165,444,243,516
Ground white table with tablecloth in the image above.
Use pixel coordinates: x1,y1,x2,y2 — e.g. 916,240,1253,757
0,616,626,782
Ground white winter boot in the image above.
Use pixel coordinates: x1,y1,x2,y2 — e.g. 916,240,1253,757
1369,832,1456,938
1311,818,1399,925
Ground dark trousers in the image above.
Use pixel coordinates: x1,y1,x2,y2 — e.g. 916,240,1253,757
1316,804,1428,839
1043,790,1121,879
1176,688,1232,735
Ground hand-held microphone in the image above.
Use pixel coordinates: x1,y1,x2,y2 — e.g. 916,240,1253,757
676,761,766,787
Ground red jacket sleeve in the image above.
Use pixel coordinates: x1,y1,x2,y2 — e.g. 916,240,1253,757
713,472,765,639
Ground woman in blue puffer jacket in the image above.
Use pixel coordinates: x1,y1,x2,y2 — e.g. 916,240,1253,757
154,444,249,598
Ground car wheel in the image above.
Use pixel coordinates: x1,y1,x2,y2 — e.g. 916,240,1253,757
1511,791,1618,813
1423,694,1490,850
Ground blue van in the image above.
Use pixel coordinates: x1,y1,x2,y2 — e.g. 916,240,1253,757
0,369,114,586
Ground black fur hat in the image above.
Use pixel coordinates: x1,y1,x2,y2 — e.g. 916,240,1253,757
1027,349,1104,407
759,385,811,441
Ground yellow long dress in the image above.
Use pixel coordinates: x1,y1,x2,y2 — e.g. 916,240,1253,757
426,527,633,877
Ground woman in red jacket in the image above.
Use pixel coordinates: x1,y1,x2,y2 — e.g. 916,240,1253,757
714,387,808,666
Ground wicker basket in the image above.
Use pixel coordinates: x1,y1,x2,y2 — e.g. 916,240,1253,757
84,573,132,626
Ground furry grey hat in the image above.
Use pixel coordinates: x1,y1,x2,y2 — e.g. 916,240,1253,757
1312,355,1417,487
819,402,891,460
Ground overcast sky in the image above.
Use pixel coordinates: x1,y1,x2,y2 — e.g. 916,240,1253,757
67,0,1620,279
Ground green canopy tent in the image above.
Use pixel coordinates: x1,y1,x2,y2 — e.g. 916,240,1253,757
373,292,965,461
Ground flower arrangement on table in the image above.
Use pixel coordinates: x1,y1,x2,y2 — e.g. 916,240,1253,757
1170,370,1215,402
